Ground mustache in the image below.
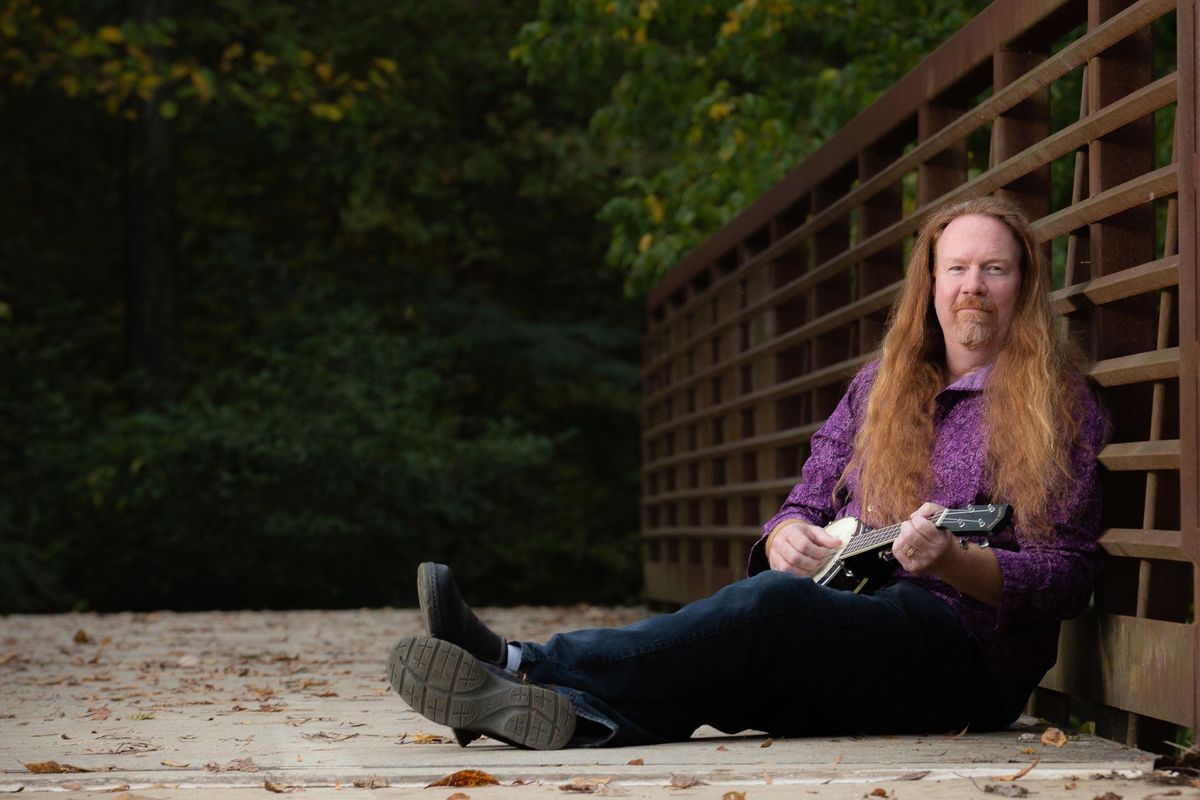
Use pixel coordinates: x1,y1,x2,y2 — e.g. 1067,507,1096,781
952,296,996,314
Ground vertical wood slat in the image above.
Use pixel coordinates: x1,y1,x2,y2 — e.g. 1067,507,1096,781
1087,0,1163,748
1176,0,1199,740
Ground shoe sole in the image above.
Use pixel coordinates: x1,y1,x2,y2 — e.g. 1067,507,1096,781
416,562,443,638
388,635,575,750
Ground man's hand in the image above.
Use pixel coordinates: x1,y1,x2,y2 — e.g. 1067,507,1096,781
893,502,955,574
894,500,1003,606
766,519,844,577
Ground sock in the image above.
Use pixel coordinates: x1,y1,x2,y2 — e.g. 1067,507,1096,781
505,643,522,672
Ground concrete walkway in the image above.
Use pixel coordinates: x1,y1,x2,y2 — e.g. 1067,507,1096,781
0,607,1184,799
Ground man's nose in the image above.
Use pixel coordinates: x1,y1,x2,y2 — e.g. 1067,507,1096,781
962,266,987,293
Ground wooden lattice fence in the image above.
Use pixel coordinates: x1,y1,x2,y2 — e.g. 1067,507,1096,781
640,0,1198,748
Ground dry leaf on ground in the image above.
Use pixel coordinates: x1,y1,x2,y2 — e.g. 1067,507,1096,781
560,777,612,793
427,770,500,788
409,732,452,744
263,780,296,793
993,757,1040,781
1092,793,1122,800
982,784,1028,797
446,794,470,800
74,629,91,644
760,738,774,748
669,773,705,789
627,758,644,766
866,789,892,798
160,760,189,767
896,770,930,780
22,761,91,774
301,731,358,742
722,792,746,800
1041,727,1069,748
352,776,388,789
205,757,259,773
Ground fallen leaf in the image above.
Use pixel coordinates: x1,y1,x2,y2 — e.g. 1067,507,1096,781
428,770,500,788
760,738,774,748
263,780,295,793
204,757,259,773
301,731,358,742
0,652,18,666
867,790,890,798
160,760,190,768
669,773,704,789
410,732,452,744
560,777,611,793
74,629,91,644
1020,747,1037,754
993,757,1040,781
722,793,746,800
947,724,969,739
61,783,82,791
83,707,112,721
512,778,536,786
983,784,1029,797
103,784,131,793
353,777,388,789
22,761,90,774
447,794,470,800
896,770,930,781
1092,793,1122,800
108,794,158,800
1041,727,1068,748
627,758,644,766
715,745,729,752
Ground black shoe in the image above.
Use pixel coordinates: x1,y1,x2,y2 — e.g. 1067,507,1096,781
417,562,508,665
388,635,575,750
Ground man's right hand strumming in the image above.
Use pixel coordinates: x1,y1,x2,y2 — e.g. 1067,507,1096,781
765,519,844,577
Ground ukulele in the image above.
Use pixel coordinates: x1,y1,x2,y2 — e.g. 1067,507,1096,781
811,504,1012,593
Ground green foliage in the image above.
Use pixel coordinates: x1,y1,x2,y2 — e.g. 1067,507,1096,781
515,0,989,293
1,0,642,611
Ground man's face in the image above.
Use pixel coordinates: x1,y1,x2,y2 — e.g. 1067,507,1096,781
932,214,1023,358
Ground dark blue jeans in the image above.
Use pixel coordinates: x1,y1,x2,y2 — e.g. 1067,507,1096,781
519,572,1004,747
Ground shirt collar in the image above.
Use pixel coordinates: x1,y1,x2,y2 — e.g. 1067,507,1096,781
942,362,993,393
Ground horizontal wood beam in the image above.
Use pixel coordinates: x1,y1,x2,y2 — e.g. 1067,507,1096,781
1099,439,1182,471
1041,611,1195,726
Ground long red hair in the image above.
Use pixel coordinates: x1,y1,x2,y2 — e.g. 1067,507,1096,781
842,196,1087,534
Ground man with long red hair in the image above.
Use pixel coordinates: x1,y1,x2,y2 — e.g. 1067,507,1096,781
388,196,1107,749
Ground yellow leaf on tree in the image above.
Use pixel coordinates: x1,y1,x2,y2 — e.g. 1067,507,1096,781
708,101,730,121
97,25,123,44
309,102,343,122
314,62,332,82
638,233,653,253
373,56,397,74
189,68,212,101
644,194,664,224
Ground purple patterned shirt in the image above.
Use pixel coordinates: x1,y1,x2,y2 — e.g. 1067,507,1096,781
747,360,1107,719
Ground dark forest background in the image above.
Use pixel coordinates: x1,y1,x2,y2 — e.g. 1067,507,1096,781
0,0,986,612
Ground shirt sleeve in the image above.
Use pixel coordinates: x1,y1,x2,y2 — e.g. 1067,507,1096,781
746,363,874,576
992,382,1108,627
